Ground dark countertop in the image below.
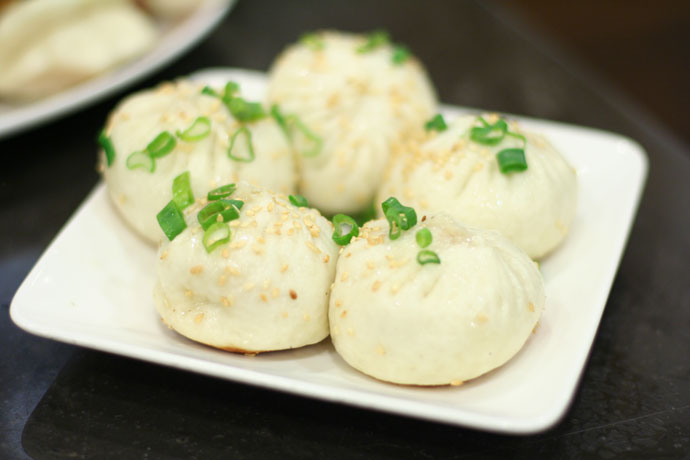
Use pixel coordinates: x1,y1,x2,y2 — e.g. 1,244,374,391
1,1,688,459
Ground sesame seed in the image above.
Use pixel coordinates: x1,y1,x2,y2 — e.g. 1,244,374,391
260,293,268,302
346,252,352,258
221,296,233,307
450,380,464,387
372,280,382,292
194,313,204,324
252,245,264,255
229,220,240,228
340,272,349,281
267,202,275,212
476,313,488,324
190,265,203,274
323,254,330,263
473,162,484,172
225,265,240,275
528,302,535,312
160,251,168,260
306,241,321,254
289,290,298,300
340,310,347,318
335,300,343,308
184,289,193,297
280,264,289,273
218,275,227,286
222,248,230,258
287,228,295,236
257,236,265,244
366,261,375,269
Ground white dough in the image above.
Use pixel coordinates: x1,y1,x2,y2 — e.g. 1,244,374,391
0,0,157,99
101,79,297,243
155,183,338,353
329,215,545,385
267,30,437,214
378,115,577,258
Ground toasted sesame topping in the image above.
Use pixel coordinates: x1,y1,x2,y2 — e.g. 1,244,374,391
528,302,535,312
221,296,233,307
306,241,321,254
340,310,348,318
222,248,230,258
218,275,227,286
160,251,168,260
372,280,382,292
225,265,240,276
252,244,264,255
346,252,352,258
190,265,203,274
184,289,193,297
450,380,464,387
335,300,343,308
366,261,375,269
476,313,488,324
289,289,298,300
260,293,268,302
194,313,204,324
267,202,275,212
473,162,484,172
257,236,265,244
340,271,349,282
230,240,247,249
323,254,330,263
280,263,289,273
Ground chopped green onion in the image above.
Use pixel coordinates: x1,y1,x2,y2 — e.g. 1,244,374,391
417,249,440,265
470,117,508,146
271,105,323,157
223,81,240,99
172,171,194,210
289,194,309,207
157,200,186,241
357,29,390,53
300,31,325,51
331,214,359,245
98,130,116,167
176,116,211,141
146,131,176,158
227,126,256,162
391,44,411,64
197,199,243,230
415,228,432,248
126,150,155,172
207,183,237,201
201,86,219,97
381,197,417,240
227,97,266,122
203,222,231,253
496,148,528,173
425,114,447,132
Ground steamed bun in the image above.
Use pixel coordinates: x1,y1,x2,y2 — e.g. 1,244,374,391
378,114,577,258
155,182,338,353
267,30,437,214
101,79,296,243
329,214,545,385
0,0,156,100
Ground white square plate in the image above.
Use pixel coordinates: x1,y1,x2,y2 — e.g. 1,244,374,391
10,68,648,434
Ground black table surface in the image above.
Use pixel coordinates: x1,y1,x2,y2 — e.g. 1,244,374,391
1,1,689,459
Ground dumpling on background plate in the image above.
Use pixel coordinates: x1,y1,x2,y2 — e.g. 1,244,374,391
99,79,297,243
378,114,577,259
0,0,157,100
154,182,338,353
267,30,437,214
329,199,545,385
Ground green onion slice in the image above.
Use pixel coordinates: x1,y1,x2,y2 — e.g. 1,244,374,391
300,31,325,51
496,148,528,173
391,44,411,64
270,105,322,157
416,228,432,248
357,29,390,53
417,249,441,265
470,117,508,146
425,114,447,132
98,130,116,167
207,183,237,201
203,222,231,253
289,194,309,207
381,197,417,240
146,131,176,158
176,116,211,142
172,171,194,210
227,126,256,162
331,214,359,245
201,86,219,97
126,150,155,172
223,81,240,99
197,199,243,230
157,200,186,241
227,97,266,122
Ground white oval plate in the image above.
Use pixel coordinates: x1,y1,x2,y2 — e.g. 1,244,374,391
0,0,234,140
10,68,648,434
